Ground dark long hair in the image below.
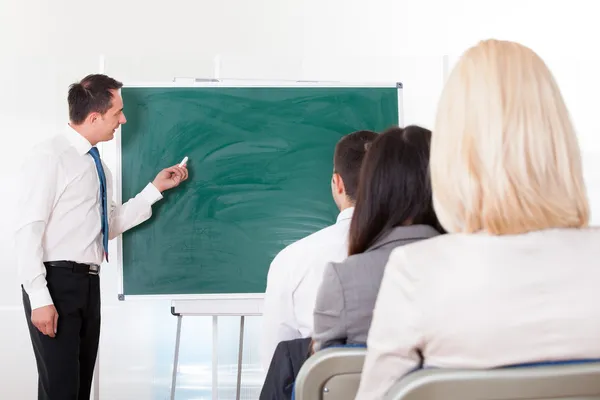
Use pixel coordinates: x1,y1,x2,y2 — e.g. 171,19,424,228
348,125,442,256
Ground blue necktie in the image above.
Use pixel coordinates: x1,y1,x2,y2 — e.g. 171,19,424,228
88,147,109,261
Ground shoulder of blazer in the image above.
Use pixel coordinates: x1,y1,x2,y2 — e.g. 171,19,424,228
367,225,441,252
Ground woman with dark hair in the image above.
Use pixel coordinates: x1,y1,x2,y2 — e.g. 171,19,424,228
312,125,443,351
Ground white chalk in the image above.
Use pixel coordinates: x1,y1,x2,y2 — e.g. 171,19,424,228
179,156,188,167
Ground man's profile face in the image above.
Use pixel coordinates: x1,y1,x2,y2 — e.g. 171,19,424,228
95,89,127,142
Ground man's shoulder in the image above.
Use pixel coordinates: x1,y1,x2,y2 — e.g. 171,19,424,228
269,221,349,273
30,134,71,158
278,222,347,258
23,135,69,168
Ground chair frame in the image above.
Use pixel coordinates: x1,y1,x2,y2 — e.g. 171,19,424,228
384,362,600,400
294,347,367,400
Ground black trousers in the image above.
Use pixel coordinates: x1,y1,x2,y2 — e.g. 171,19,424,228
22,264,101,400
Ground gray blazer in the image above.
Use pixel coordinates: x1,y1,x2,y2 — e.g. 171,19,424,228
312,225,440,350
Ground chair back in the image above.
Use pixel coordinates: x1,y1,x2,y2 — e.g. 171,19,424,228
294,347,367,400
384,361,600,400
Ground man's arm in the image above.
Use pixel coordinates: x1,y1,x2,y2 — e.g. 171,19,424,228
261,252,301,370
106,164,188,239
15,153,60,337
107,177,162,240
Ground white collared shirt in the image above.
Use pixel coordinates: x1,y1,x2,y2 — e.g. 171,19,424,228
261,207,353,370
15,125,163,310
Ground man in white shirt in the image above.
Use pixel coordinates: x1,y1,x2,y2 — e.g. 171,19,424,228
15,74,189,400
261,130,377,369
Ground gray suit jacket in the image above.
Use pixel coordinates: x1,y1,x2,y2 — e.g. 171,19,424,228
312,225,440,350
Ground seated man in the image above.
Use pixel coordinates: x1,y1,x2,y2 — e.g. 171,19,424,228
261,130,377,370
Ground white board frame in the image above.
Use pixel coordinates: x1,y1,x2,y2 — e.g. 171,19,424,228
109,78,404,306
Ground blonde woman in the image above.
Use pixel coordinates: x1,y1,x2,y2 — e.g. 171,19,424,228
355,39,600,400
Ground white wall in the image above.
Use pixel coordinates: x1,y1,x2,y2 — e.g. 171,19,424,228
1,0,600,398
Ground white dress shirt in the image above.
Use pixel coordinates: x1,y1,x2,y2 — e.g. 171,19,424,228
15,125,163,310
261,207,353,370
356,227,600,400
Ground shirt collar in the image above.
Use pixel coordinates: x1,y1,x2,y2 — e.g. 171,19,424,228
65,124,93,155
336,207,354,223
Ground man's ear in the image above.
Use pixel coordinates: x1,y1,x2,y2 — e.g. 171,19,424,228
332,173,346,195
87,112,100,125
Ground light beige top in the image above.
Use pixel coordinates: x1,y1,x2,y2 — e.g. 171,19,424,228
356,228,600,400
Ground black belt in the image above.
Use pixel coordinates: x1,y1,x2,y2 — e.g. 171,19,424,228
44,261,100,275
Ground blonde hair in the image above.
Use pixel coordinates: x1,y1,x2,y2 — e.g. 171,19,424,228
431,39,589,234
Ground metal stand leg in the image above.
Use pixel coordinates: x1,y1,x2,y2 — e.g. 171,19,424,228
212,316,218,400
170,315,183,400
236,316,245,400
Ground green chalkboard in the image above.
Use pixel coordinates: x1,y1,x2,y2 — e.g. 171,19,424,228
120,85,400,296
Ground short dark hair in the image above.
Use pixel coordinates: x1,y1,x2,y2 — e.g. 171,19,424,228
68,74,123,124
348,125,443,256
333,130,378,201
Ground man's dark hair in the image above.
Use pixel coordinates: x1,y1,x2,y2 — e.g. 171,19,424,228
68,74,123,124
333,130,378,201
348,125,444,256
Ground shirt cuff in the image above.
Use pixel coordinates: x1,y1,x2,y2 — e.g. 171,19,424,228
141,183,164,205
27,287,54,310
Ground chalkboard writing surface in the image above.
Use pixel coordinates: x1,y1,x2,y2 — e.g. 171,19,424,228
119,83,401,297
